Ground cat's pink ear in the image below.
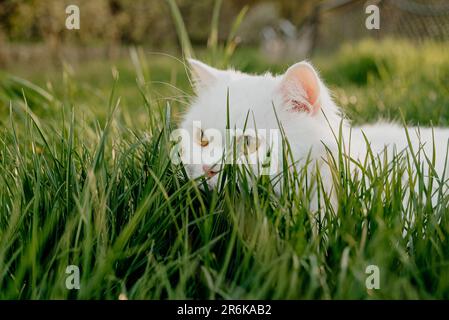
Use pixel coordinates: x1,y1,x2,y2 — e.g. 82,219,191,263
188,59,222,91
279,61,321,115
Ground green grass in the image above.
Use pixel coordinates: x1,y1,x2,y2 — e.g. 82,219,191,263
0,39,449,299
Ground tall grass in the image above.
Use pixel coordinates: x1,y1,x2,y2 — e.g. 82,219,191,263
167,0,247,68
1,72,449,298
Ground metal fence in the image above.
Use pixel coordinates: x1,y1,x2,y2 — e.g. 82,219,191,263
316,0,449,50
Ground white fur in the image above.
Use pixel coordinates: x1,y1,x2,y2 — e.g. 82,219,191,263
180,59,449,212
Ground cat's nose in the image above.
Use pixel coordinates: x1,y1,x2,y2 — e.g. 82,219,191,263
202,165,218,178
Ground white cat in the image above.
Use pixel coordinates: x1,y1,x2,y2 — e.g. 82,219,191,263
178,58,449,212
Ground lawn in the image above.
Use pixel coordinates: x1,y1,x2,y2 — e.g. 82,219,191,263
0,38,449,299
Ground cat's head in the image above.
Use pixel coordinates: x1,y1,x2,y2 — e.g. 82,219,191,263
174,59,341,187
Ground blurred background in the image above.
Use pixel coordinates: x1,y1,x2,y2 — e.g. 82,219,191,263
2,0,449,66
0,0,449,126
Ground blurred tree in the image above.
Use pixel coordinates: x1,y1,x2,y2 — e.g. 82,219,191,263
0,0,319,47
276,0,320,25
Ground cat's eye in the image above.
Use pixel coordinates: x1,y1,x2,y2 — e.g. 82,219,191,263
238,135,260,155
195,127,209,147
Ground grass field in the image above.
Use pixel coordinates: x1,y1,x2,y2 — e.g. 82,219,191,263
0,38,449,299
